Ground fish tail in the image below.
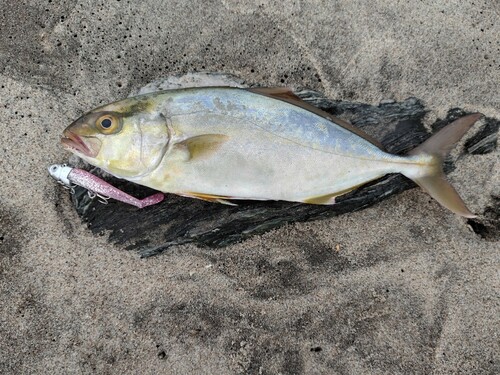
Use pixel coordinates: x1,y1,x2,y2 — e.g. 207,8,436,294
403,113,482,218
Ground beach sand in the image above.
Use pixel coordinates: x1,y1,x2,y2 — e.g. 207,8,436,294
0,1,498,374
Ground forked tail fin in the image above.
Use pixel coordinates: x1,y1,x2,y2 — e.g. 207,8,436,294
407,113,482,218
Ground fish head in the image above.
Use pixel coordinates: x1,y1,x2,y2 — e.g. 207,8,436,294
61,97,170,178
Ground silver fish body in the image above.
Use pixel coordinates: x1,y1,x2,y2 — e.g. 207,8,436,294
61,87,480,215
135,88,425,201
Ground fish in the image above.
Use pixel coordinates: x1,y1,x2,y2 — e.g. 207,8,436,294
60,86,481,217
48,164,164,208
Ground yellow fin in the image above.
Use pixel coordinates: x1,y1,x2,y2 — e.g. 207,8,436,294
181,192,238,206
177,134,229,161
302,185,362,205
413,175,476,218
247,87,385,150
405,113,481,218
303,193,339,205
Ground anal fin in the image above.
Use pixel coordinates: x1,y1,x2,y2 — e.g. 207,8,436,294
303,193,338,205
180,192,238,206
302,185,364,205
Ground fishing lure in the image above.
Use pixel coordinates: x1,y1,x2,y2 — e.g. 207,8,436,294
48,164,164,208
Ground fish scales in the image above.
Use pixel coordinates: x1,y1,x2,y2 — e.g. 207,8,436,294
136,89,399,200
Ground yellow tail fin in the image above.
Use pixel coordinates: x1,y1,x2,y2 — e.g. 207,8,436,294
407,113,482,218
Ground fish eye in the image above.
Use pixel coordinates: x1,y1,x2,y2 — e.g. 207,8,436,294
96,114,121,134
101,118,112,128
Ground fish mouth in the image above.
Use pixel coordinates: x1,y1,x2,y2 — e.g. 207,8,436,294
61,130,100,158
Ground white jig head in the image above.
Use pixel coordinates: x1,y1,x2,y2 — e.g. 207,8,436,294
48,164,73,186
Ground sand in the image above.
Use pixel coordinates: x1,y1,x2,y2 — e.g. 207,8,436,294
0,1,498,374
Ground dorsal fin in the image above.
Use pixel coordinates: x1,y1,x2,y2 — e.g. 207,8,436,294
247,87,385,150
248,87,301,102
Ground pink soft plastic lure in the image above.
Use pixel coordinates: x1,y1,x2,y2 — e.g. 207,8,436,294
48,164,164,208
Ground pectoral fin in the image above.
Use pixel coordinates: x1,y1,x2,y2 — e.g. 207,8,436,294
180,192,238,206
175,134,229,161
